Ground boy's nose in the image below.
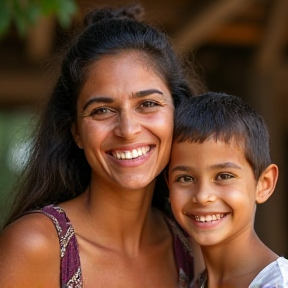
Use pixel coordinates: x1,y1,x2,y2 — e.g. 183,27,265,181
192,183,216,204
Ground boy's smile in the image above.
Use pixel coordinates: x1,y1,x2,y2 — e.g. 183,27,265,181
168,138,258,246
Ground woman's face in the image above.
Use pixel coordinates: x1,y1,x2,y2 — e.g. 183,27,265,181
73,52,174,190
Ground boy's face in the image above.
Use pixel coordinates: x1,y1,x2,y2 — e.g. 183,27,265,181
167,138,259,247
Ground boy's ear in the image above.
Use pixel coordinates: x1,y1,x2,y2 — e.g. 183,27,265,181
71,123,83,149
255,164,278,204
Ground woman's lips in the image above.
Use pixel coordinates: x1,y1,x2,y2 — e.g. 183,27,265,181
110,146,151,160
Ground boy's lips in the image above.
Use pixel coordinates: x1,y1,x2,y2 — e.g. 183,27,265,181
185,212,230,223
109,145,152,160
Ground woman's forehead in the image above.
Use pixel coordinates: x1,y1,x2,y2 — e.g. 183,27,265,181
78,51,172,103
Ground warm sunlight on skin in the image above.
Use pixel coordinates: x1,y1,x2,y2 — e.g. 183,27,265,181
72,52,175,191
168,139,259,246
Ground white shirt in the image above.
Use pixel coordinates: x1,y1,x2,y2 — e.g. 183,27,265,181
249,257,288,287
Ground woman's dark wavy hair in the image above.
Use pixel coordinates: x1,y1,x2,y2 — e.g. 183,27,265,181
5,4,204,226
173,92,272,180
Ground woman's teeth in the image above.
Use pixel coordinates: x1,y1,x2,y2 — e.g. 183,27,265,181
112,146,151,160
194,214,225,223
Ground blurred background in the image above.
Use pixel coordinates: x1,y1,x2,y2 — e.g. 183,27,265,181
0,0,287,256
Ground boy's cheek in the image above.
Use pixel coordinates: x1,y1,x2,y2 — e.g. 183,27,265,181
169,191,186,212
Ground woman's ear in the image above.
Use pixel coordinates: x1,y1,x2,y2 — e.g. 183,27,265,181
255,164,279,204
71,123,83,149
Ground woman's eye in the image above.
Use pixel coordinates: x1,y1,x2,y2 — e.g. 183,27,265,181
216,173,234,181
90,107,115,118
137,100,160,111
176,175,195,183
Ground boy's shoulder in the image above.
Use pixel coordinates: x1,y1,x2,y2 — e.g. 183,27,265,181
249,257,288,287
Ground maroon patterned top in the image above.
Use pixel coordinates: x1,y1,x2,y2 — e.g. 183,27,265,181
38,205,194,288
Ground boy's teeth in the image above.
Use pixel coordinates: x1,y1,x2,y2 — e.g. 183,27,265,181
194,213,225,223
199,215,205,222
112,146,150,160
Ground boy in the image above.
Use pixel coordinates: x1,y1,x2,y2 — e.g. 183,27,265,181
167,92,288,287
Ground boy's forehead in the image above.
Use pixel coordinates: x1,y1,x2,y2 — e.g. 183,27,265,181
172,134,245,151
170,138,247,167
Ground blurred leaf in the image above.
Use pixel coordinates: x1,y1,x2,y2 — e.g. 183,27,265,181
55,0,78,28
12,1,41,36
0,0,11,38
0,0,78,39
39,0,58,13
25,4,41,23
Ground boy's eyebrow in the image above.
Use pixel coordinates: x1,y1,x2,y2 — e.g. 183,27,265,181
82,89,164,111
170,162,241,173
170,165,191,173
209,162,241,170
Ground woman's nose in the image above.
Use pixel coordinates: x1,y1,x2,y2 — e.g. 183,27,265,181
114,110,141,139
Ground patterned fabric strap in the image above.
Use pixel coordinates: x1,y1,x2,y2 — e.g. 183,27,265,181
164,216,195,288
40,205,83,288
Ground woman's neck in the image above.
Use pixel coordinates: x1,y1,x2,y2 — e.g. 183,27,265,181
71,178,163,257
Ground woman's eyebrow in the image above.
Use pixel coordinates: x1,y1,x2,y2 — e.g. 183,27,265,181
82,96,113,111
134,89,164,98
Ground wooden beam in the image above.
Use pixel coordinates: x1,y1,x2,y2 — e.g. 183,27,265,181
254,0,288,70
208,23,263,46
173,0,254,53
0,72,54,106
26,16,56,62
247,0,288,254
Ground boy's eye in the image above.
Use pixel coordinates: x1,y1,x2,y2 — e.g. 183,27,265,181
216,173,234,181
176,175,195,183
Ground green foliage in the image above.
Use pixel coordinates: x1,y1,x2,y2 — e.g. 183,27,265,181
0,0,78,39
0,110,36,227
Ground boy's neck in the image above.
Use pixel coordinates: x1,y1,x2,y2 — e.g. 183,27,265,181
200,230,278,288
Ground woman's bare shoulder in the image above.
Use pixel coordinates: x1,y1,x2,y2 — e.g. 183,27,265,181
0,213,60,287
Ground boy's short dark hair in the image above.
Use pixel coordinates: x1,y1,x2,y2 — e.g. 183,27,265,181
174,92,272,180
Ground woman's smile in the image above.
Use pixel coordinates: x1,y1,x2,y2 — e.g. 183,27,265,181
106,144,155,169
109,145,151,160
73,51,174,189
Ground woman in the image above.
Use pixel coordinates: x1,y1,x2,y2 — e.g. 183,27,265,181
0,5,204,288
